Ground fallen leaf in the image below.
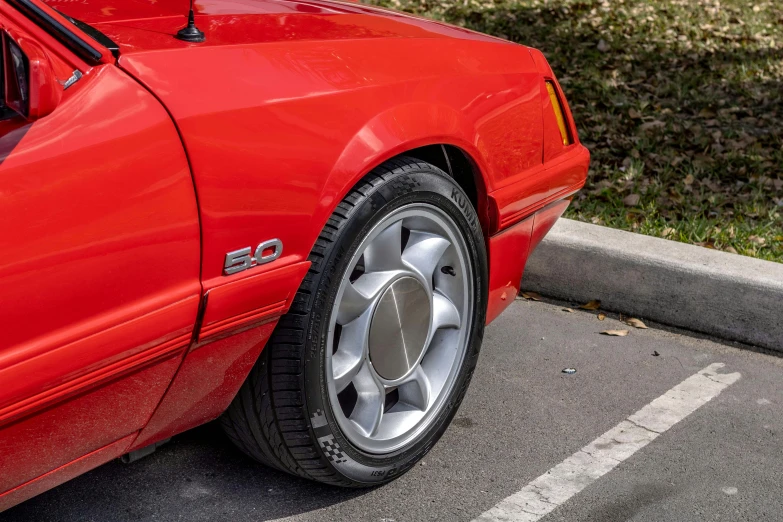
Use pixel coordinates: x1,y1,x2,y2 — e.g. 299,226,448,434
628,108,642,119
625,317,648,329
623,193,641,206
601,329,629,336
597,39,610,52
662,227,676,238
640,120,665,131
684,174,694,185
580,300,601,310
725,246,738,254
520,291,542,301
749,235,766,246
597,313,606,321
562,307,574,313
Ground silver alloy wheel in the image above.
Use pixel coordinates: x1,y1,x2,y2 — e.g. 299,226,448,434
326,203,473,454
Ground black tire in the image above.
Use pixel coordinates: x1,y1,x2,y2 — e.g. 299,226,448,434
221,156,488,486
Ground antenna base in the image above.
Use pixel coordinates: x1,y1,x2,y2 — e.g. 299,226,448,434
175,23,205,43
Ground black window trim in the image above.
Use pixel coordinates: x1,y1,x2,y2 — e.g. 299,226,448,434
6,0,103,63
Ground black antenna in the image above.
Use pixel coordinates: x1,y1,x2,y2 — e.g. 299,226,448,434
176,0,205,43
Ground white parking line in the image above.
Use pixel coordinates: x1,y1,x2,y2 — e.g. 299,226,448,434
474,363,741,522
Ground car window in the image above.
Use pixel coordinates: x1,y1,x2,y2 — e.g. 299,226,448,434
0,34,27,121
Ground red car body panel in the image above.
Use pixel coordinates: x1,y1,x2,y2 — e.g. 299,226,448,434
0,0,588,510
128,260,311,453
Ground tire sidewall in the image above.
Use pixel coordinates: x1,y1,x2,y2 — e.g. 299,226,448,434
303,166,488,485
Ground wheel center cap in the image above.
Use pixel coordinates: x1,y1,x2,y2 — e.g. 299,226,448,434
368,276,431,381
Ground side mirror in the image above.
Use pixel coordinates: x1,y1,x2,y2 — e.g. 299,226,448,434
3,31,61,121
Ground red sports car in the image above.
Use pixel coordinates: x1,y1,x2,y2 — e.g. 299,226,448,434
0,0,588,510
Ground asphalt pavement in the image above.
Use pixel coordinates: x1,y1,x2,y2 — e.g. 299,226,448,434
3,299,782,522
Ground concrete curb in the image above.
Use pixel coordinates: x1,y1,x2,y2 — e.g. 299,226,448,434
521,219,783,353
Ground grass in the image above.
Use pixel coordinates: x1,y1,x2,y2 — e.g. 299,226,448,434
365,0,783,262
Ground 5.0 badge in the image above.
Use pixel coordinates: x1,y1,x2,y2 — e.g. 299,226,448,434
223,239,283,275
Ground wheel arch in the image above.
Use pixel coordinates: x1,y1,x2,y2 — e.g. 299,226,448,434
322,103,493,242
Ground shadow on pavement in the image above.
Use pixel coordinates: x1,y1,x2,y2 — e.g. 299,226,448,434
1,422,366,522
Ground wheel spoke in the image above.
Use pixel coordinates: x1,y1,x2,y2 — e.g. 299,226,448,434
402,231,450,286
337,283,372,325
431,291,460,330
397,366,431,411
363,220,404,272
349,361,385,436
332,314,369,393
337,271,403,325
332,352,364,394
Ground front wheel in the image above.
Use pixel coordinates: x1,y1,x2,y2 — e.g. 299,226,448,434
221,156,488,486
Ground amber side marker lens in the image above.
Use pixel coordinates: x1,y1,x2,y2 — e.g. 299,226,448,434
546,81,571,146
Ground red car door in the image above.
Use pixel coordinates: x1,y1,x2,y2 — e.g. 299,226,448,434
0,7,201,500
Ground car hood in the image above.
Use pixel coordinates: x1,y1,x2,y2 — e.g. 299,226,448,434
42,0,506,55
